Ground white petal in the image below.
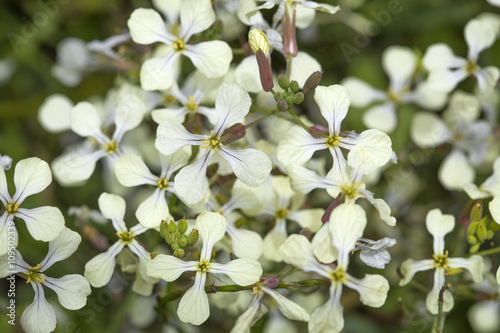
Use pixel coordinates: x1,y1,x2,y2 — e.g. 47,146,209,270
423,43,466,70
308,284,344,333
468,301,500,333
234,56,264,94
219,147,271,187
341,77,386,107
312,224,337,264
44,274,91,310
17,207,65,242
197,211,227,260
180,0,215,38
426,268,454,314
426,68,468,93
227,226,263,259
347,129,393,171
127,8,172,45
177,271,210,325
263,221,287,262
161,146,192,178
12,157,52,203
184,41,232,79
40,228,81,270
286,164,340,195
84,241,125,287
153,0,182,24
136,189,169,228
37,94,72,133
155,120,204,156
300,1,340,15
475,66,500,95
362,103,397,133
214,82,252,133
147,254,197,281
151,107,188,123
411,82,448,110
174,151,213,204
438,150,475,191
345,274,389,307
410,112,452,148
224,180,264,212
261,286,310,321
70,102,103,139
290,52,322,85
210,258,262,286
491,196,500,223
314,85,351,135
382,46,416,92
425,208,455,255
399,259,434,286
140,53,180,91
277,126,327,166
51,148,106,186
21,285,56,333
279,234,329,277
230,294,267,333
465,18,497,60
288,209,323,232
359,247,392,269
447,255,484,283
114,154,157,187
329,203,367,268
98,192,126,230
368,197,397,226
113,94,147,139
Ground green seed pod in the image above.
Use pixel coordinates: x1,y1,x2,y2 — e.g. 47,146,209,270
165,233,176,245
178,219,188,234
289,80,300,93
160,220,168,238
187,229,199,246
292,92,304,104
278,74,290,90
168,221,177,233
179,235,189,248
173,249,185,258
467,234,478,245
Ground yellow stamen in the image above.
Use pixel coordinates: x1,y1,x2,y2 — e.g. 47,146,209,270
432,250,449,270
198,260,210,272
117,231,134,245
200,130,221,151
103,140,118,154
6,202,20,214
173,39,185,52
157,178,168,189
341,181,362,200
466,60,478,74
331,268,347,282
186,96,198,111
26,264,45,284
275,208,288,219
326,135,340,147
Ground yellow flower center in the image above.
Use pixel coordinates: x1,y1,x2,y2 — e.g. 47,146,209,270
331,268,347,282
117,231,134,245
6,202,20,214
387,88,400,103
326,135,340,147
173,39,186,52
466,60,478,74
157,178,168,189
163,94,176,105
186,96,198,111
341,181,362,200
433,250,449,270
103,140,118,154
275,208,288,219
201,130,222,151
26,264,45,284
198,260,210,272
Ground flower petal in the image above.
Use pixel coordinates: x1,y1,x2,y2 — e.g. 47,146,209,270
148,254,197,281
410,112,452,148
40,228,82,271
426,268,454,314
314,85,351,135
177,271,210,325
226,225,263,260
344,274,389,307
491,196,500,223
261,286,310,321
279,234,330,277
21,284,56,333
362,103,397,133
263,220,287,262
179,0,215,39
44,274,91,310
447,255,484,283
423,43,466,70
128,8,173,45
312,224,337,264
465,18,497,60
308,284,344,333
438,149,475,191
173,151,213,205
277,126,327,166
98,192,127,232
140,53,180,91
115,154,157,187
136,188,169,228
84,241,125,287
213,82,252,133
37,94,73,133
12,157,52,203
113,94,147,141
290,51,322,86
155,121,204,156
426,208,455,255
288,209,323,232
197,211,227,260
341,77,386,107
210,258,262,286
219,147,271,187
51,148,106,186
382,46,416,92
184,41,232,79
399,258,434,286
17,206,65,242
70,102,104,139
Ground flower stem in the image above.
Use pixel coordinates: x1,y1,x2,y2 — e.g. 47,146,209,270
466,246,500,257
432,284,449,333
287,107,310,132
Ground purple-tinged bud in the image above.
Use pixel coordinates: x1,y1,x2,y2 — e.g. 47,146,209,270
309,124,329,137
282,5,298,57
302,71,323,94
262,275,280,289
299,227,312,239
277,99,288,111
221,123,247,145
256,49,274,92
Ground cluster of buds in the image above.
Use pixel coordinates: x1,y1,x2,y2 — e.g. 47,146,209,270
274,71,322,111
160,219,199,258
467,202,498,253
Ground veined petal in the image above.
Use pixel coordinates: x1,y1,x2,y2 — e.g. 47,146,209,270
84,241,125,287
184,41,232,79
465,18,497,61
426,268,454,314
37,94,73,133
286,164,340,194
261,286,310,321
197,211,227,261
475,66,500,95
210,258,262,286
128,8,174,45
140,53,180,91
0,167,9,204
152,0,182,25
410,112,452,148
463,183,490,200
177,271,210,325
98,192,127,232
115,154,157,187
329,203,367,268
308,284,344,333
438,150,475,191
346,129,393,171
447,255,484,283
44,274,91,310
277,126,327,165
234,56,263,94
300,1,340,14
344,274,389,307
491,196,500,223
341,77,386,107
155,121,204,156
279,234,330,278
219,147,271,187
51,148,106,186
223,180,264,213
314,85,351,135
113,94,147,141
40,228,81,271
151,107,188,124
70,102,104,140
21,284,56,333
17,206,65,242
136,188,169,228
230,293,267,333
288,209,323,232
263,221,288,262
383,46,416,92
180,0,215,39
12,157,52,203
173,151,213,205
226,225,263,260
423,43,466,70
365,196,397,226
213,82,252,134
312,224,337,264
148,254,197,281
161,146,192,179
399,258,434,286
362,103,397,133
426,208,454,255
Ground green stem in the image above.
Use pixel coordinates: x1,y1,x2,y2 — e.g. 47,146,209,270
466,246,500,257
287,107,310,132
245,109,278,128
433,285,449,333
250,104,278,114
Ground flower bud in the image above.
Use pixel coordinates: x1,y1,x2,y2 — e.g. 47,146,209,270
302,71,323,94
221,123,247,145
171,242,180,250
477,223,488,242
278,74,290,90
173,249,185,258
168,221,177,233
160,220,168,238
248,29,270,58
293,92,304,104
262,275,280,289
282,4,298,57
178,218,188,234
470,202,482,223
165,233,176,245
284,95,294,106
187,229,199,246
289,80,300,93
470,243,480,253
179,235,189,248
467,234,478,245
248,29,274,92
277,99,288,111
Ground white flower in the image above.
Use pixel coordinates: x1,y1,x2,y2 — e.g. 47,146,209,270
464,157,500,199
155,82,272,204
278,84,393,179
0,154,12,170
127,0,232,91
51,37,93,87
0,228,91,333
279,204,389,333
0,158,65,256
114,148,190,228
148,211,263,325
399,209,484,314
84,193,157,290
52,93,146,186
423,18,500,94
356,237,397,269
37,94,73,133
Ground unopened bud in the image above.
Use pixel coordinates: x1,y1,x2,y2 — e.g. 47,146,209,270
278,74,290,90
467,221,478,236
171,242,180,250
248,29,270,58
178,219,188,234
487,230,495,240
467,234,478,245
168,221,177,233
299,227,312,239
284,95,294,106
256,50,274,92
292,92,304,104
221,123,247,145
477,223,488,242
262,275,279,289
302,71,323,94
289,80,299,93
179,235,188,248
470,243,480,253
165,233,176,245
277,99,288,111
309,124,330,137
470,202,482,223
282,5,298,57
187,229,199,246
173,249,185,258
160,220,168,238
